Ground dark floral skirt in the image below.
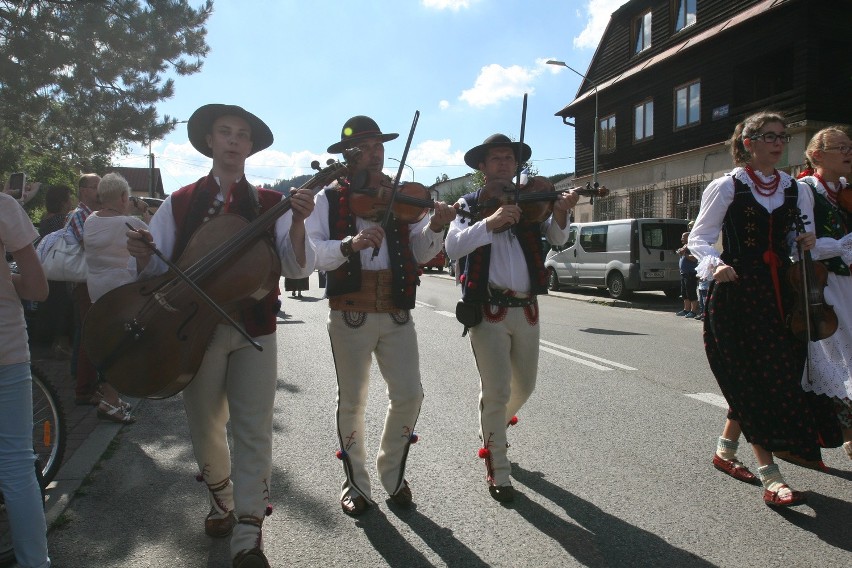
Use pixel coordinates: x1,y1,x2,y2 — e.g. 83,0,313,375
704,269,840,460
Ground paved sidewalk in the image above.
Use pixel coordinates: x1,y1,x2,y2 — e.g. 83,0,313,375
29,344,132,530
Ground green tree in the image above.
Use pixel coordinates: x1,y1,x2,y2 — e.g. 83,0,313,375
0,0,212,188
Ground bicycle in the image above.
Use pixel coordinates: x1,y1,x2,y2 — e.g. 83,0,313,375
0,364,67,565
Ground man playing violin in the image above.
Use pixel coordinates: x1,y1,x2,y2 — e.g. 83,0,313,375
445,133,579,503
306,115,455,516
126,104,316,568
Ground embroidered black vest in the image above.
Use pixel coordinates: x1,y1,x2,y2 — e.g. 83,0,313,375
324,187,419,310
170,175,281,337
458,190,548,304
801,180,850,276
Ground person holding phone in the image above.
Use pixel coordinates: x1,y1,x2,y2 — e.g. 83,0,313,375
0,192,51,568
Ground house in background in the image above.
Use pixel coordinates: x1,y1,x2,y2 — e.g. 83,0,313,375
104,166,165,200
553,0,852,223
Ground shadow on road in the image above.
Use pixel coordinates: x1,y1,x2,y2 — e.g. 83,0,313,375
385,502,490,568
511,463,718,568
773,491,852,553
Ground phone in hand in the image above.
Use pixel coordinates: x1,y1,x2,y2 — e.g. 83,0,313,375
8,172,26,199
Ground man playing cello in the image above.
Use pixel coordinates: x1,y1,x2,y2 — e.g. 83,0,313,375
126,104,316,568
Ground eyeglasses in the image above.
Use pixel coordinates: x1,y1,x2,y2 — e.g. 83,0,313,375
748,132,791,144
823,145,852,156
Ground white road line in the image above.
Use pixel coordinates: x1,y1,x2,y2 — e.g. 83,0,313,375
539,340,638,370
416,300,436,308
540,346,614,371
435,310,456,318
685,392,728,409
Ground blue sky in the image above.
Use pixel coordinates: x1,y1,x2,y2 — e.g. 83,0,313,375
114,0,627,192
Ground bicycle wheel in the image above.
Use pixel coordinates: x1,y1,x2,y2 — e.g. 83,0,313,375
30,367,66,486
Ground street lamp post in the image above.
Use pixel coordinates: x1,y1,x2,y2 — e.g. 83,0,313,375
388,157,415,182
547,59,598,186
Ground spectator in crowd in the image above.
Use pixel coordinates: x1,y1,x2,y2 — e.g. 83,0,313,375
83,172,145,424
0,192,51,568
676,231,699,318
64,174,102,406
34,184,75,356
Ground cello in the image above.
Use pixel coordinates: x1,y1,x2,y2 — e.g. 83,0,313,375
83,153,357,399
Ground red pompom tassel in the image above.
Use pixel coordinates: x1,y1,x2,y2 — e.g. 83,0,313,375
410,433,419,444
265,505,273,517
478,448,490,459
195,473,204,482
336,449,346,460
508,415,519,426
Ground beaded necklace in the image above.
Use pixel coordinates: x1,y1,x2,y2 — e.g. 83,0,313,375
744,165,781,196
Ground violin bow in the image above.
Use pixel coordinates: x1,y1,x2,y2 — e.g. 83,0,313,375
373,109,420,259
515,93,528,204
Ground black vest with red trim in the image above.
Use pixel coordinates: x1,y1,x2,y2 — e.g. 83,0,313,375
324,185,419,310
458,190,548,303
170,174,282,337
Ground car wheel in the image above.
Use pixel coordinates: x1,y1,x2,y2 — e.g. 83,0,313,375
607,272,631,299
547,268,560,291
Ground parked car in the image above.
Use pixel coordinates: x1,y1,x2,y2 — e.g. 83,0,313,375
545,218,687,299
420,247,446,272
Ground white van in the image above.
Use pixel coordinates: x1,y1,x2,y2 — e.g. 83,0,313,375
545,218,689,299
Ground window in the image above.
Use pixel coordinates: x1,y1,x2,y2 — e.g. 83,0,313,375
672,0,696,32
580,226,608,253
599,114,616,153
642,223,685,250
634,100,654,142
675,81,700,129
633,10,652,53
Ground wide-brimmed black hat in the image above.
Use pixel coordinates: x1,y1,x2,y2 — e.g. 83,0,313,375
327,115,398,154
463,133,532,169
187,104,274,158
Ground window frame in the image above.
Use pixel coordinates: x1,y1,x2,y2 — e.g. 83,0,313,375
599,113,617,154
633,99,654,143
674,80,701,130
672,0,697,33
632,10,653,54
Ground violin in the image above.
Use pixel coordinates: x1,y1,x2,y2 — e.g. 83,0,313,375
81,153,357,399
349,172,433,223
472,176,609,232
787,213,838,342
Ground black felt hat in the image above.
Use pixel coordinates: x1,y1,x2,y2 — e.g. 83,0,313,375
463,133,532,170
327,115,398,154
187,104,274,158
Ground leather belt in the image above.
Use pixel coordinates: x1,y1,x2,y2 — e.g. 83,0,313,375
329,269,397,313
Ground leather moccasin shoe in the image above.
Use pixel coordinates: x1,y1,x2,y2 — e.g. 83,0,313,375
389,482,413,508
488,484,515,503
205,510,236,538
341,494,370,516
232,547,270,568
763,485,807,508
712,454,760,485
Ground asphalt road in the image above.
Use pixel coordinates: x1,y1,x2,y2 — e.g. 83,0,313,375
45,272,852,567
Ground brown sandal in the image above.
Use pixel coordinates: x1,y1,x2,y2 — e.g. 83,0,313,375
97,400,136,424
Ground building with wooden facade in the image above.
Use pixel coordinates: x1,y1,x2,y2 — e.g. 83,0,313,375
553,0,852,223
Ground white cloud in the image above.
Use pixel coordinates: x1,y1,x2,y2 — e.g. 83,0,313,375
408,139,466,172
573,0,627,49
421,0,476,11
439,100,450,110
459,64,539,108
